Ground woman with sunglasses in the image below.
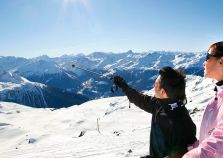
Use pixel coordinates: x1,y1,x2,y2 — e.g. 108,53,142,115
183,41,223,158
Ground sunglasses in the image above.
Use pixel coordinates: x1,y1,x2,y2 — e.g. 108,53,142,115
206,53,223,61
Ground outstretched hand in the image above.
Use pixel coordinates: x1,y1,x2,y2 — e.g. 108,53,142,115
113,76,128,89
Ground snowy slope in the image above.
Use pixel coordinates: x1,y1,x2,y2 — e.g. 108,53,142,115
0,70,48,107
0,71,88,108
0,69,25,84
16,60,64,76
0,75,215,158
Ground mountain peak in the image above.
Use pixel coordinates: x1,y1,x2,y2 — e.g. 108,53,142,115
126,50,134,54
32,55,51,61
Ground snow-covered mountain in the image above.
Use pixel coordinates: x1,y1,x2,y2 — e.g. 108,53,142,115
0,51,206,105
0,70,88,108
15,59,81,90
0,75,215,158
58,51,205,72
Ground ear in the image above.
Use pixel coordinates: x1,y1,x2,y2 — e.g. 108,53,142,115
160,88,168,98
219,57,223,64
218,57,223,65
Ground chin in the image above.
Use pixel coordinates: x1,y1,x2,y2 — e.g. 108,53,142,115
204,70,209,77
204,74,211,78
204,73,216,80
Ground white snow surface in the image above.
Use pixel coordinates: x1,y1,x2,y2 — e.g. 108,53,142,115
0,70,46,92
0,75,216,158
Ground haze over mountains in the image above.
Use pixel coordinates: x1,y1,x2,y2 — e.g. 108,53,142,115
0,51,205,108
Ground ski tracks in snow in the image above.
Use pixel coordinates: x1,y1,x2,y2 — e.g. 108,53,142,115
1,131,149,158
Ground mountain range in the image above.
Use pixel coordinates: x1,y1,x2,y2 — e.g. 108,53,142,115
0,51,206,108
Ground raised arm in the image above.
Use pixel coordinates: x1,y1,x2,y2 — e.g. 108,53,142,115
113,76,158,114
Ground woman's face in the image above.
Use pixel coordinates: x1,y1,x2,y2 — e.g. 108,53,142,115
204,48,223,80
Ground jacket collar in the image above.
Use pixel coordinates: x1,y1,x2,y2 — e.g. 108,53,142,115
216,80,223,91
213,80,223,100
158,98,186,111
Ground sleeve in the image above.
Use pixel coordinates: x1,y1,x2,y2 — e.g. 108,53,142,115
182,119,223,158
122,86,158,114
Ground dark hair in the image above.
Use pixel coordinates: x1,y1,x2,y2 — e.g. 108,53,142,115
208,41,223,56
159,66,186,101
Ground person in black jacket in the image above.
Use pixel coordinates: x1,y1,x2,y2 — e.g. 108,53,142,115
113,66,197,158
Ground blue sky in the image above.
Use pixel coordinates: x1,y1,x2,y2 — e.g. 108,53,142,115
0,0,223,58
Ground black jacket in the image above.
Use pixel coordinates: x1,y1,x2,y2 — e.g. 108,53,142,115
122,86,197,158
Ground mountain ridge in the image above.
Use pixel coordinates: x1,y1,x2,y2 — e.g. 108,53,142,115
0,51,206,107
